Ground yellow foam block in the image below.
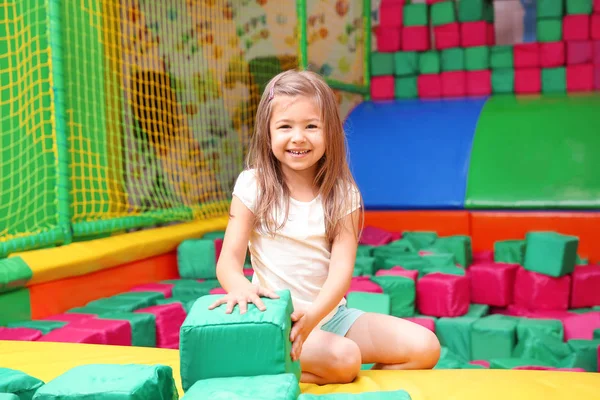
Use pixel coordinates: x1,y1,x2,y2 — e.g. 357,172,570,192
1,341,599,399
10,216,228,286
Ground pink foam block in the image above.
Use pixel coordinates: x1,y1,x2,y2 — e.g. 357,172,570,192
418,74,442,98
567,41,593,65
472,250,494,264
402,317,435,332
594,41,600,64
591,15,600,40
67,318,132,346
426,0,446,4
129,282,173,298
376,26,402,52
562,312,600,341
434,22,460,50
469,262,518,307
38,327,105,344
209,287,227,295
567,64,595,92
416,273,470,317
466,70,492,96
514,43,540,68
214,238,224,262
441,71,466,98
43,313,95,324
347,276,383,294
136,303,187,349
570,265,600,308
595,65,600,90
0,327,42,341
540,42,565,68
470,360,490,368
460,22,487,47
243,268,253,277
390,232,402,241
514,68,541,94
514,267,571,311
487,23,495,45
370,76,395,100
379,2,403,28
376,266,418,282
595,0,600,13
402,26,430,51
513,366,586,372
359,226,394,246
563,15,590,41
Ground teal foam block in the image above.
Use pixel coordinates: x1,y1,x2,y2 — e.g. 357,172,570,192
490,357,554,369
393,52,419,77
370,275,415,317
471,315,518,360
524,231,579,277
428,236,472,267
436,316,478,361
371,52,395,77
98,311,157,347
168,279,221,302
354,256,375,276
562,339,600,372
179,290,300,390
516,318,564,341
0,367,44,400
0,257,33,293
402,231,438,251
494,240,525,264
0,394,19,400
5,320,66,334
86,292,163,312
346,291,391,315
356,245,375,257
434,346,467,369
465,304,489,318
512,331,571,366
32,364,177,400
182,374,299,400
177,239,217,280
299,390,411,400
202,231,225,240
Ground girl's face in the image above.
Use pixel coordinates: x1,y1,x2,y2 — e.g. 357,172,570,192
269,95,325,179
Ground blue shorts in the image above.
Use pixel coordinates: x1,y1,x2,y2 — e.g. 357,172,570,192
320,305,364,337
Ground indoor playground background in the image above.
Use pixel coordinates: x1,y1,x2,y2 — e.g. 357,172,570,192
1,0,600,399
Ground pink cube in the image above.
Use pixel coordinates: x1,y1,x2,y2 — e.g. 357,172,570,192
570,265,600,308
460,22,487,47
434,23,460,50
592,15,600,40
514,68,541,94
347,276,383,294
466,70,492,96
514,43,540,68
209,287,227,294
491,304,574,320
43,313,95,324
441,71,466,98
403,26,430,51
376,266,418,282
594,41,600,64
129,282,174,298
214,238,224,262
595,65,600,90
567,41,593,64
487,23,495,45
595,0,600,13
379,2,403,27
562,312,600,341
359,226,394,246
403,317,435,332
243,268,253,277
470,360,490,368
370,76,395,100
416,273,470,317
472,250,494,264
38,327,105,344
376,26,402,52
513,267,571,311
513,366,586,372
136,303,187,349
0,327,42,341
540,42,565,67
418,74,442,98
469,262,518,307
567,64,595,92
426,0,446,4
67,318,132,346
563,15,590,41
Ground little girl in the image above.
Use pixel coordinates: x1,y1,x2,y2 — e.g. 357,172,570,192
209,70,440,385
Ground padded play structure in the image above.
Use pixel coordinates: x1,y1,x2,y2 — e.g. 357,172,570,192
2,0,600,399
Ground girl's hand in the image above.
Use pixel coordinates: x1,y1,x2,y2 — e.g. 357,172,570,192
289,310,317,362
208,285,279,314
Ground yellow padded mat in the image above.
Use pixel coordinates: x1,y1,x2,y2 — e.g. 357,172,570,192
1,341,599,399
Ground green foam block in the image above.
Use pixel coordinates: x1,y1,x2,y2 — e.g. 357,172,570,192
169,279,221,302
537,0,564,19
5,319,66,334
465,46,489,71
428,236,472,267
563,339,600,372
537,19,562,42
542,67,566,94
32,364,177,400
490,357,554,369
0,257,32,293
177,239,217,280
346,291,391,315
0,367,44,400
179,290,300,389
431,1,456,26
0,288,31,325
490,46,513,69
86,292,163,312
493,239,525,264
436,316,478,361
370,275,415,317
465,304,489,318
458,0,489,22
471,315,517,361
421,253,466,277
354,256,375,277
393,52,419,77
402,231,438,251
182,374,299,400
202,230,225,240
434,346,467,369
524,231,579,277
441,48,465,72
394,76,418,99
99,311,157,347
154,298,194,314
419,51,441,75
566,0,593,15
371,52,395,76
356,245,375,257
594,329,600,339
491,68,514,94
403,3,428,26
512,331,571,366
516,318,564,341
0,394,19,400
299,390,411,400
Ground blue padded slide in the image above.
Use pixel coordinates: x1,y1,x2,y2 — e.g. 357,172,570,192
344,98,487,209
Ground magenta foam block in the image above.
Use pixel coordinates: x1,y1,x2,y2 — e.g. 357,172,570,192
460,22,487,47
594,41,600,64
563,15,590,41
563,312,600,341
67,318,132,346
418,74,442,98
434,22,460,50
514,68,541,94
43,313,95,324
595,65,600,90
347,277,383,294
466,70,492,96
513,266,571,311
570,265,600,308
370,76,395,100
243,268,253,277
136,303,187,349
376,266,419,282
376,26,402,52
416,273,470,317
441,71,466,97
214,238,224,262
567,64,595,91
470,360,490,368
473,250,494,264
209,287,227,295
0,327,42,341
38,327,105,344
379,2,404,27
129,283,174,298
540,42,565,67
595,0,600,13
469,262,518,307
403,317,436,332
514,43,540,68
592,15,600,40
487,23,495,45
567,41,593,64
359,226,394,246
402,26,431,51
513,366,586,372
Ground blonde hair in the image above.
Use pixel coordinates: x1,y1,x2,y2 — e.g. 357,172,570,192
245,69,362,243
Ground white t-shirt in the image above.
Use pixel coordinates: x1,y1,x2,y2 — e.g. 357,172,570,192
232,168,361,327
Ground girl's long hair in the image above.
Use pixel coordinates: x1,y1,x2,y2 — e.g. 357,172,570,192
245,69,363,243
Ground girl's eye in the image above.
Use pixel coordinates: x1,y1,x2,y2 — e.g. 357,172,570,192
307,124,318,129
278,125,291,129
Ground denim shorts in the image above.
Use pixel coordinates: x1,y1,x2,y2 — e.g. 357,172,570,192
320,305,364,337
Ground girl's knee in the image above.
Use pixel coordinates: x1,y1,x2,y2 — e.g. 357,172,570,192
328,338,362,383
415,329,441,369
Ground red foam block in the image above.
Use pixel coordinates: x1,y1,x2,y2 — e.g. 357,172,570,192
570,265,600,308
418,74,442,98
513,267,571,311
595,0,600,13
0,327,42,341
567,41,593,64
370,76,395,100
379,2,403,27
403,26,430,51
592,15,600,40
38,327,105,344
461,22,487,47
563,15,590,41
376,266,419,282
594,41,600,64
540,42,565,68
434,23,460,50
491,304,575,320
562,312,600,341
129,282,174,298
416,273,470,317
376,26,402,52
441,71,466,98
514,68,541,94
210,287,227,294
472,250,494,264
243,268,253,277
68,318,132,346
214,238,223,261
426,0,447,4
359,226,394,246
136,303,187,349
567,64,595,92
347,276,383,294
514,43,540,68
468,262,518,307
595,65,600,90
403,317,436,332
487,23,495,45
466,70,492,96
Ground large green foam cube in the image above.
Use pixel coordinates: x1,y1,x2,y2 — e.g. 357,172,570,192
370,275,415,317
394,76,418,99
32,364,177,400
179,290,300,390
491,68,514,94
182,374,299,400
471,315,518,361
458,0,487,22
0,257,32,293
537,19,562,42
178,239,217,280
99,311,157,347
512,330,571,366
516,318,563,341
542,67,566,94
0,368,44,400
566,0,593,15
403,3,428,26
299,390,411,400
436,316,478,361
465,46,489,71
346,291,391,315
524,232,579,277
393,52,419,77
421,253,466,277
493,239,525,264
441,48,465,72
563,339,600,372
354,256,375,276
429,236,472,267
402,231,438,251
490,46,513,69
537,0,564,19
371,52,395,77
357,244,374,257
431,1,456,26
419,51,441,74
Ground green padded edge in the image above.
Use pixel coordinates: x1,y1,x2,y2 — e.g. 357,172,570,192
0,257,33,293
465,95,600,209
0,288,32,326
